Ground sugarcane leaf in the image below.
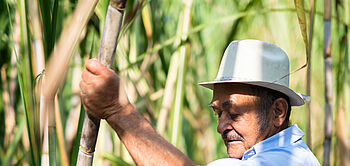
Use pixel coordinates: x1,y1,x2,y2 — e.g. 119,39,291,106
102,152,133,166
294,0,309,64
120,8,296,72
272,0,310,83
10,0,39,164
50,0,60,54
69,104,86,166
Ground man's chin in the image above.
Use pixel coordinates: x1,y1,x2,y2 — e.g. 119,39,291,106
226,145,244,159
228,153,243,159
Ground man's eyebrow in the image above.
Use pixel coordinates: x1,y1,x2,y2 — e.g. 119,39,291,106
209,100,234,109
222,100,233,108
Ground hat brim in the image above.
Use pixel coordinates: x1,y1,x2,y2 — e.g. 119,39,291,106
199,81,305,106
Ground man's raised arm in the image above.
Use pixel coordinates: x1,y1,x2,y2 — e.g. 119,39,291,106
80,59,195,166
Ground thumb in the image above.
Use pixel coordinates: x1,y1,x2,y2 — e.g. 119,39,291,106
85,58,109,75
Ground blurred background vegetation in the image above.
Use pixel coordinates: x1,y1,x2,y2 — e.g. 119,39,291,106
0,0,349,165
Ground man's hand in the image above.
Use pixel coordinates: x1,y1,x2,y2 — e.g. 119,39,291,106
80,59,195,166
80,58,130,120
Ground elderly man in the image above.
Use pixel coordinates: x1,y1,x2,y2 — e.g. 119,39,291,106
80,40,320,165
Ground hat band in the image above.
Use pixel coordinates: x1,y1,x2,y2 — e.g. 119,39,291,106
214,76,289,87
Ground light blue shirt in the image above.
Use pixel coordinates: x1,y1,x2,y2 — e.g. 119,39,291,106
207,125,320,166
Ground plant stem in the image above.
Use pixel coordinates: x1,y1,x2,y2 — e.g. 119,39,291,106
40,0,99,164
306,0,316,150
55,95,69,166
157,53,179,135
170,0,192,146
323,0,333,165
48,97,56,166
77,0,127,165
42,0,99,99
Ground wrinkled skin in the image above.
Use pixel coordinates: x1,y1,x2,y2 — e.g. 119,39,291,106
211,84,287,159
80,58,131,119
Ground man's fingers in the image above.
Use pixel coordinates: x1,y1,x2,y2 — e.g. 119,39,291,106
80,81,93,95
82,70,97,83
85,58,108,75
80,81,87,95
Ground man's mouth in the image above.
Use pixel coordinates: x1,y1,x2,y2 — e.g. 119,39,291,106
224,139,242,144
222,130,244,143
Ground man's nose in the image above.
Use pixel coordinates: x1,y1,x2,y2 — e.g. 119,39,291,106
217,111,233,134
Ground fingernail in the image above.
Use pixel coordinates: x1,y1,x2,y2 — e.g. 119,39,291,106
90,58,98,63
92,58,99,62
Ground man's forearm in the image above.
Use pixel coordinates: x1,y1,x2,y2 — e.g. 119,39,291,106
106,104,195,166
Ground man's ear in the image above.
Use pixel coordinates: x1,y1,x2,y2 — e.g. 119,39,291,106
270,98,288,127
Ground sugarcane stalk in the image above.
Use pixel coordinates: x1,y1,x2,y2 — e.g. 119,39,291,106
77,0,127,165
323,0,333,165
27,0,51,164
39,95,54,166
43,0,99,98
336,105,349,166
48,98,56,166
156,0,193,136
55,94,69,166
27,0,45,76
170,0,193,146
306,0,316,150
156,53,179,135
41,0,100,165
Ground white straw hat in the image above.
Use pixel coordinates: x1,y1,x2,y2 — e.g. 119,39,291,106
199,39,305,106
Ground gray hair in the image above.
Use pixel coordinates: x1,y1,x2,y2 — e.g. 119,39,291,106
251,85,291,131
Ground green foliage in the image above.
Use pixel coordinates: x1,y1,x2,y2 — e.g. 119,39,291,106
69,104,85,166
102,152,133,166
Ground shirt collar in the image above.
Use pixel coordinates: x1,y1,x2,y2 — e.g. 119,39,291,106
242,124,304,160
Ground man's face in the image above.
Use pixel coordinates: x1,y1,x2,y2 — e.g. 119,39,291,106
210,84,269,159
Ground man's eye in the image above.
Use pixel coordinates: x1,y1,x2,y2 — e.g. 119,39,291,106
213,110,222,118
229,113,239,120
217,112,222,118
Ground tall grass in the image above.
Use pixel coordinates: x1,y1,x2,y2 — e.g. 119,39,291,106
322,0,333,165
1,0,350,165
306,0,316,149
170,0,192,147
